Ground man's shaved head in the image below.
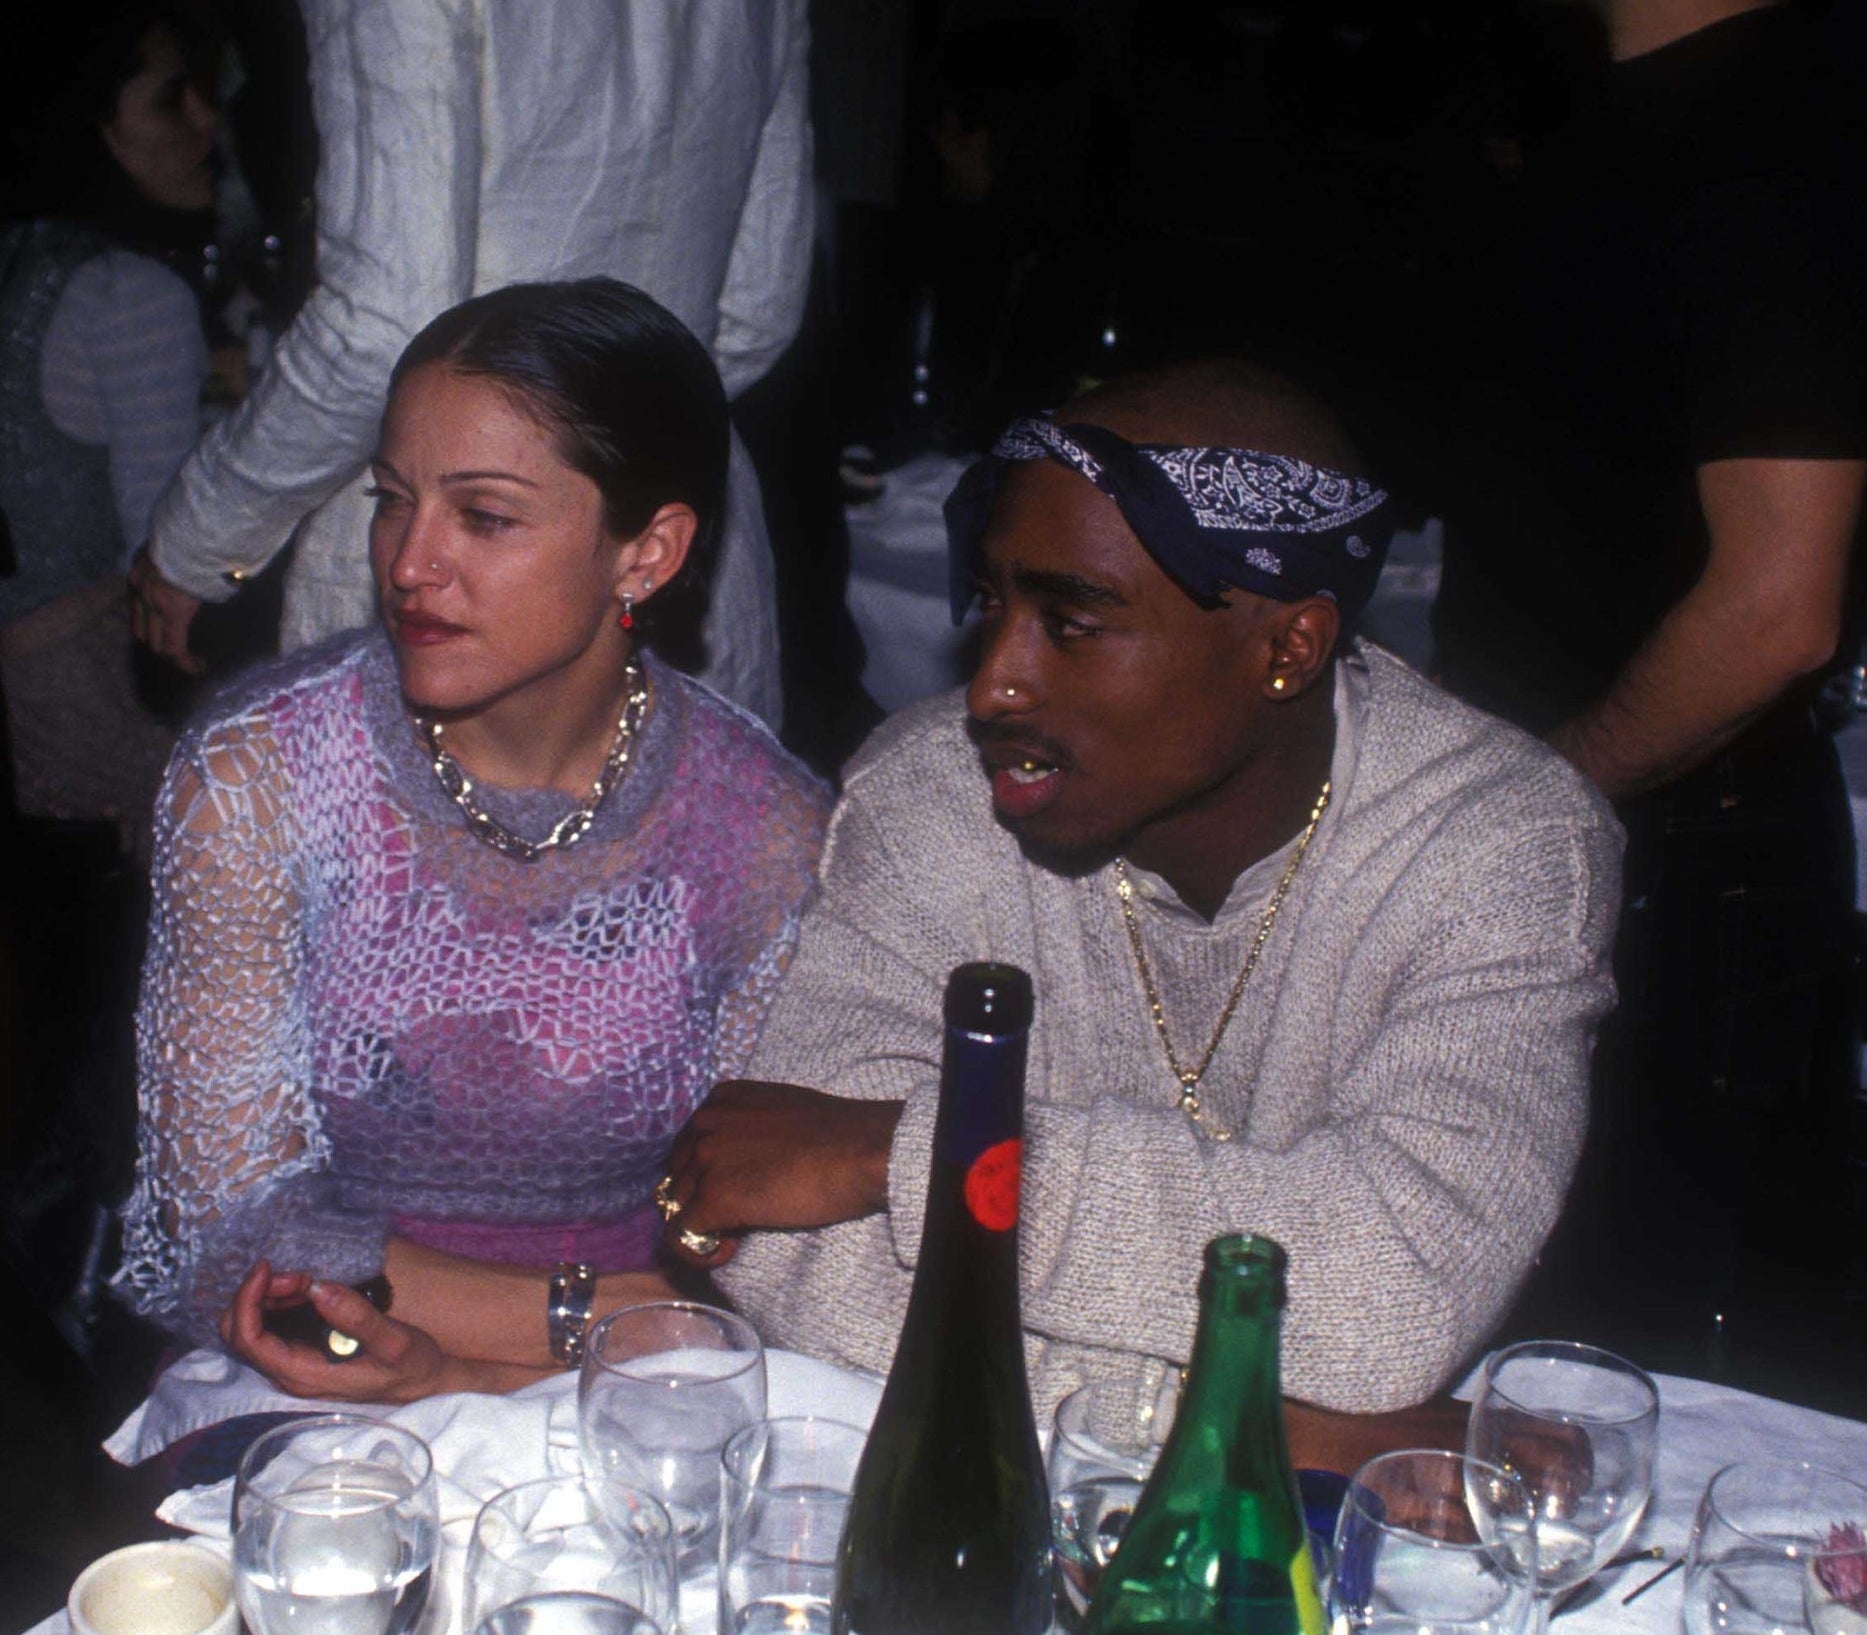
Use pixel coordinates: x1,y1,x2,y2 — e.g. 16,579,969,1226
1068,358,1367,477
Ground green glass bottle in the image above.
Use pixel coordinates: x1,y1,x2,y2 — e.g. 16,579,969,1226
830,962,1051,1635
1084,1234,1325,1635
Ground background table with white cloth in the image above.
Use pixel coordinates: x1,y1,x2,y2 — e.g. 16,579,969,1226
24,1347,1867,1635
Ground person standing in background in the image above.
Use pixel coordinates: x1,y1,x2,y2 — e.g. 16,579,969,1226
0,2,218,851
131,0,812,726
1432,0,1867,1361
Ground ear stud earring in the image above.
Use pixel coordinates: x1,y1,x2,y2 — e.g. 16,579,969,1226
1271,676,1288,693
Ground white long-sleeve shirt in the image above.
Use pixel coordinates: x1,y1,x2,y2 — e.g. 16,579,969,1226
150,0,812,722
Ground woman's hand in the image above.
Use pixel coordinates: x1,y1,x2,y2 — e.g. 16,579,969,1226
220,1260,517,1404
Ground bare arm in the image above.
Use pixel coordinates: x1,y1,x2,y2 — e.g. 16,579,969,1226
1550,457,1864,800
215,1250,678,1405
377,1238,677,1371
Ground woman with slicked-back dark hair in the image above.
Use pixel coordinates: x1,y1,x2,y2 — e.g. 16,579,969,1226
115,278,828,1417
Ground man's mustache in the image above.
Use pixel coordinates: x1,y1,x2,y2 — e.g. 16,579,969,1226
967,716,1075,772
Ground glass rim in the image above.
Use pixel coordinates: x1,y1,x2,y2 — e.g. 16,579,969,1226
1481,1338,1660,1427
1702,1459,1867,1555
233,1411,434,1511
1343,1447,1535,1552
469,1472,676,1553
583,1300,764,1382
1205,1233,1286,1277
719,1414,867,1497
1050,1382,1164,1473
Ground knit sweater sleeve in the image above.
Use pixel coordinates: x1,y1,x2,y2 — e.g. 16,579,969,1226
113,710,385,1348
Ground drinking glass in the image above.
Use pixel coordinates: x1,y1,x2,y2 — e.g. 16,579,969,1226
1328,1448,1539,1634
578,1302,767,1569
466,1475,678,1635
1465,1339,1658,1633
1047,1378,1173,1631
1682,1460,1867,1635
472,1591,662,1635
718,1416,865,1635
232,1413,440,1635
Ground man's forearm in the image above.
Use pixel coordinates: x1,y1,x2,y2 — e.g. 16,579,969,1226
1549,603,1795,800
1551,457,1862,801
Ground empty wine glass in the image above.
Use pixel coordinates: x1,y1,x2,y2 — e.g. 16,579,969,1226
466,1475,678,1635
232,1413,440,1635
578,1302,767,1571
1329,1448,1539,1634
473,1591,662,1635
1047,1378,1174,1631
1682,1460,1867,1635
1465,1340,1659,1634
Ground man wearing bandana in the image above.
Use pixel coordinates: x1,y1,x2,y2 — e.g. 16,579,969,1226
657,361,1623,1423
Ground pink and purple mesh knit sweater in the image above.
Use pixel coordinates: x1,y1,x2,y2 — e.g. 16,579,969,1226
115,631,828,1346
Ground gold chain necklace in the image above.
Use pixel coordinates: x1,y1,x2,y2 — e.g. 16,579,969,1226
1113,779,1332,1140
415,660,650,862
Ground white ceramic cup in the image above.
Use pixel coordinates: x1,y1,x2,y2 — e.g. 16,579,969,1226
67,1541,239,1635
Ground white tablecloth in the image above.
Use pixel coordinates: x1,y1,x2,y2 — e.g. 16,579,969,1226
29,1353,1867,1635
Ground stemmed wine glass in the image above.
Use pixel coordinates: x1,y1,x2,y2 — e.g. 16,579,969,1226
1328,1448,1539,1633
231,1413,440,1635
1465,1340,1659,1634
1682,1460,1867,1635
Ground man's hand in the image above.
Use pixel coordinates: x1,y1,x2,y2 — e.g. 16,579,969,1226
129,546,205,674
659,1080,904,1268
220,1259,519,1403
1284,1393,1471,1477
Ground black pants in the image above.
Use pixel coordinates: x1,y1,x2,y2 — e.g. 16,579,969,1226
1576,716,1859,1340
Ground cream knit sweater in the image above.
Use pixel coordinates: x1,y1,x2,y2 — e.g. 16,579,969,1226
719,643,1623,1414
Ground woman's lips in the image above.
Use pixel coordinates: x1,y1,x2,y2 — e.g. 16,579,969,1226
395,611,466,645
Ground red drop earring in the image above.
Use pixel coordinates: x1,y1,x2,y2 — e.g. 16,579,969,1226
619,593,635,632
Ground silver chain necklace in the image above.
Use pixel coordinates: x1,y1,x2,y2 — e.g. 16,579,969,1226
414,660,650,862
1113,779,1331,1140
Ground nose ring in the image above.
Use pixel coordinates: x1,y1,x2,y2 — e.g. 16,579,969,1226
1001,685,1019,700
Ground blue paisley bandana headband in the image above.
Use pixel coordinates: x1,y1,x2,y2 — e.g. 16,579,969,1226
944,413,1395,623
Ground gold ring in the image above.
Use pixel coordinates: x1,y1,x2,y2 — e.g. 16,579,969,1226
677,1227,721,1257
653,1175,681,1221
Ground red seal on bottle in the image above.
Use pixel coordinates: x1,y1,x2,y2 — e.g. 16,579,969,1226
964,1138,1022,1231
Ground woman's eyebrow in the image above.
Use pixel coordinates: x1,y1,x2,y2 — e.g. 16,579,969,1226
439,469,541,488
